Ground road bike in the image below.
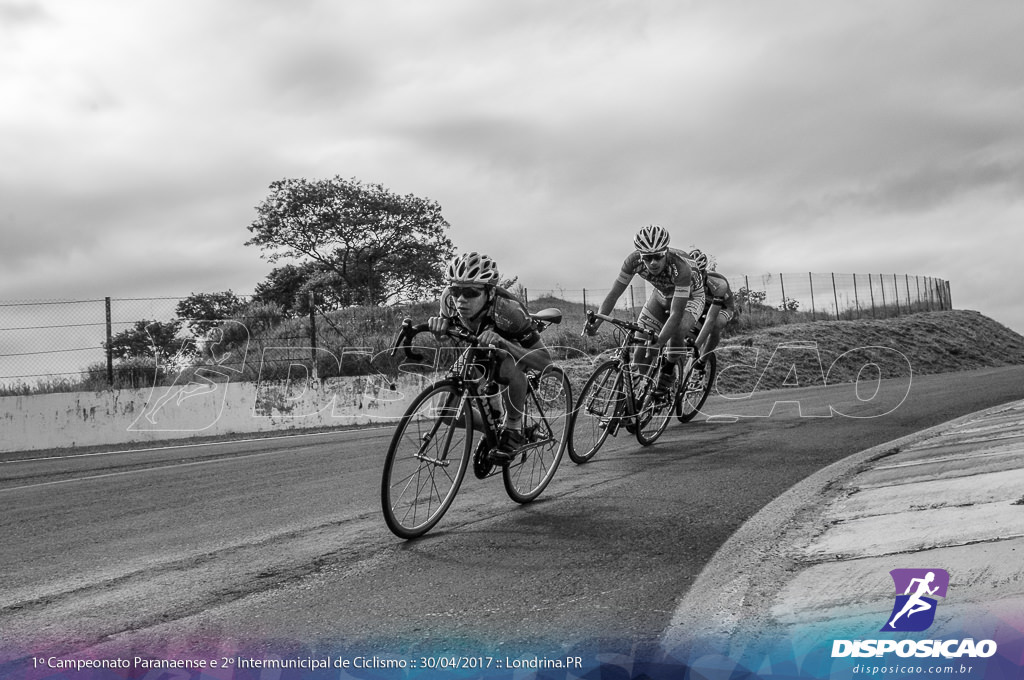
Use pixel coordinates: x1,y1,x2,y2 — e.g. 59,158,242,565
567,311,681,464
381,310,572,539
675,297,723,423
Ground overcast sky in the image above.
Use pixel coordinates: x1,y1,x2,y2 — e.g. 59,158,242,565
3,0,1023,334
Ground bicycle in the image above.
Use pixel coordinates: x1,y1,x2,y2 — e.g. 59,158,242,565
675,297,723,423
380,310,572,539
567,311,681,464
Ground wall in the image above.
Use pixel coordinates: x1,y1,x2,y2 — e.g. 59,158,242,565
1,373,432,453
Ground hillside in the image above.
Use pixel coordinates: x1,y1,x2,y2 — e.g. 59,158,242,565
561,309,1024,394
689,310,1023,392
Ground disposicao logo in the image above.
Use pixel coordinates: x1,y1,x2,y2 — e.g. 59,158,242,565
881,568,949,632
831,568,998,659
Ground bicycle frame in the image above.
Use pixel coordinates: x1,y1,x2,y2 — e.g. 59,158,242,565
395,319,548,462
382,313,571,538
673,298,724,423
585,311,667,430
678,299,723,379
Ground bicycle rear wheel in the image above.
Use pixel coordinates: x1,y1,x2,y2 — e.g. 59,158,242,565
504,365,572,503
567,360,622,464
635,363,678,446
381,382,473,539
676,352,717,423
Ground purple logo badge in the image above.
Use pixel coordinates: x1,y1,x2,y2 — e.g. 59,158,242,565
881,568,949,632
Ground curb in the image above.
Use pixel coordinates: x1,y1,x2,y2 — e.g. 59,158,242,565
659,399,1024,654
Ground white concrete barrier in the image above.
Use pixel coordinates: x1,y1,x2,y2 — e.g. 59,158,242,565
0,373,436,453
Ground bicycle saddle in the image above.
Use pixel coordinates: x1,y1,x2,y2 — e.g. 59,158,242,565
530,308,563,325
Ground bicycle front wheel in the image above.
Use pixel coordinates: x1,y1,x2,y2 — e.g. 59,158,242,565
677,352,717,423
635,363,678,446
568,360,623,464
504,365,572,503
381,382,473,539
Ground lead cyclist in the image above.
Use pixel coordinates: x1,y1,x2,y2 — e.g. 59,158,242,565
427,251,553,462
584,224,705,398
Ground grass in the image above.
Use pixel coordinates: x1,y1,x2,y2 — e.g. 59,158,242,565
2,298,1022,397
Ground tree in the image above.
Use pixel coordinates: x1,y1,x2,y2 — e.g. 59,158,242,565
245,176,455,306
175,291,246,335
105,320,185,360
252,262,346,316
252,264,311,316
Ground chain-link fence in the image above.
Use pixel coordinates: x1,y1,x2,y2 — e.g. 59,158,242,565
0,272,950,394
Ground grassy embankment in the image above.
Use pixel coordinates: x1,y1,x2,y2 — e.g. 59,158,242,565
6,296,1023,397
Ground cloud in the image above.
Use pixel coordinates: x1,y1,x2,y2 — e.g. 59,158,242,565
2,0,1023,336
0,0,49,25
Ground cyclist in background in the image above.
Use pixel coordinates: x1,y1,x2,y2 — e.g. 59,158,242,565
688,248,736,362
428,252,552,462
584,224,705,397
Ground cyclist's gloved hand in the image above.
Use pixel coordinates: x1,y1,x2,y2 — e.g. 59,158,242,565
584,317,603,336
477,330,506,349
427,316,450,336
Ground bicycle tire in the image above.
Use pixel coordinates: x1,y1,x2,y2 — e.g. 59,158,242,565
676,351,717,423
381,381,473,539
503,365,572,503
635,362,677,446
567,360,623,464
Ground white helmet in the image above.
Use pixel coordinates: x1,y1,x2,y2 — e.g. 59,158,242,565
445,252,501,285
689,248,708,272
633,224,670,254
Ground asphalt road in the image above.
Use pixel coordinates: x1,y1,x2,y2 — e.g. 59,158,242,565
2,366,1022,664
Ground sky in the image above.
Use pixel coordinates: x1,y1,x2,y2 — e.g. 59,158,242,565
3,0,1024,335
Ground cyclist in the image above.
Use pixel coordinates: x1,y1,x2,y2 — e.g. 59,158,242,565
688,248,736,360
428,252,552,463
585,224,705,397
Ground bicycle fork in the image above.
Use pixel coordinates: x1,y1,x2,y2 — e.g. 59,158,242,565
415,394,469,466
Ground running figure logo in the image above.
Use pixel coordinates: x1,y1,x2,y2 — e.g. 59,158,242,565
881,568,950,632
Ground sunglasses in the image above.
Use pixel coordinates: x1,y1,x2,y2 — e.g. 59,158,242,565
641,252,666,263
450,286,485,299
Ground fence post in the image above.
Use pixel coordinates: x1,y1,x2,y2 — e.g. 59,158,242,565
779,273,786,312
852,274,861,318
745,275,751,314
892,274,900,316
808,272,816,320
523,287,529,308
629,285,636,316
872,274,880,319
582,288,587,311
945,280,953,309
832,273,840,320
915,276,922,312
105,297,114,387
869,274,877,318
905,274,911,311
309,291,318,381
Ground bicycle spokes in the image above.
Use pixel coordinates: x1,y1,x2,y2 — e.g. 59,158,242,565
503,367,570,503
382,384,473,539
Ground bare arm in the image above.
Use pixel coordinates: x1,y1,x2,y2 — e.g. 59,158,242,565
586,278,630,336
658,294,694,345
477,330,551,372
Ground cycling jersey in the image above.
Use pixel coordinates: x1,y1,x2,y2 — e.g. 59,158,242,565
440,286,541,347
699,270,736,324
703,271,734,308
616,247,704,300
